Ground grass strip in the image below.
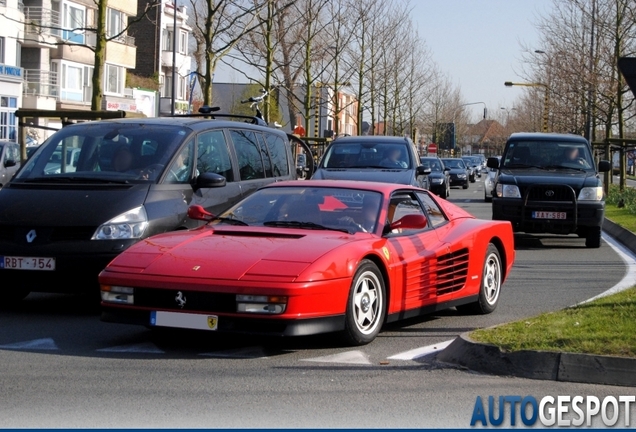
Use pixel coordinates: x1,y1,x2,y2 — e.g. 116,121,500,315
470,287,636,358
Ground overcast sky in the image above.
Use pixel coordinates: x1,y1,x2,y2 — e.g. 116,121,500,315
213,0,555,122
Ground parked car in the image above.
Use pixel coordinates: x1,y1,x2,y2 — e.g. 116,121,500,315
420,156,450,198
0,116,298,301
100,179,516,345
0,140,20,187
489,132,611,248
311,136,431,190
484,156,501,202
441,158,469,189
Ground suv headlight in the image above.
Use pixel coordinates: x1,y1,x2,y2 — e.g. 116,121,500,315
92,206,149,240
578,186,604,201
496,184,521,198
431,178,444,184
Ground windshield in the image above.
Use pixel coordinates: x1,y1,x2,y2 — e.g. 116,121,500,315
420,158,443,172
321,142,411,169
441,159,466,169
217,186,384,234
16,123,190,183
502,140,595,170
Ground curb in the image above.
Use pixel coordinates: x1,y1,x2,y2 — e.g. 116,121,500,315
436,217,636,387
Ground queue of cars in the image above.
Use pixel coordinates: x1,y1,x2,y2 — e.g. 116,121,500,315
0,114,516,344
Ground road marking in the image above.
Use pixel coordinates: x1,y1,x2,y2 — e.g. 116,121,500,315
301,350,371,365
200,346,268,359
578,233,636,304
387,339,455,360
97,342,165,354
0,338,59,351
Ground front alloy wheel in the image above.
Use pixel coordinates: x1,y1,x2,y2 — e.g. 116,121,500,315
342,260,386,345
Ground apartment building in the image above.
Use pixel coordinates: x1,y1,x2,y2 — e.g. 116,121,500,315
0,0,139,139
130,0,192,115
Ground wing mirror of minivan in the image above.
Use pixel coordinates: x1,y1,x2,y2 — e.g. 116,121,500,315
193,172,227,190
597,160,611,172
4,159,16,168
487,157,500,169
416,166,432,176
187,205,215,222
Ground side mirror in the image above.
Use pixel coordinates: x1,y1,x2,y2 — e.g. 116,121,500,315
389,214,428,231
194,172,227,190
187,205,215,222
4,159,16,168
416,166,432,176
487,157,500,169
597,160,611,173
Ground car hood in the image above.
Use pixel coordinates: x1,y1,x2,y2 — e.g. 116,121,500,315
312,168,414,184
497,168,599,188
105,226,359,281
0,183,150,226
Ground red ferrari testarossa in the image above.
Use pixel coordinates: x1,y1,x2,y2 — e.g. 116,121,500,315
100,180,515,345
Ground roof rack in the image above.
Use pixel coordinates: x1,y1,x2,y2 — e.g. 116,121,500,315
169,106,268,126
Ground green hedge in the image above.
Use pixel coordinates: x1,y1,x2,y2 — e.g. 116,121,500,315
606,184,636,215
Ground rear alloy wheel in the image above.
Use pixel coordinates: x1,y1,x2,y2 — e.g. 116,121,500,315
342,260,386,346
457,244,501,314
585,227,601,248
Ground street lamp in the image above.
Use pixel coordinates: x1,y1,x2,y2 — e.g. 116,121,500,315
504,81,549,132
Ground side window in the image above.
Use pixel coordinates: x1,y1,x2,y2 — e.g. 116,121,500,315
9,144,19,162
230,129,265,180
196,130,234,182
387,192,428,235
417,192,447,227
256,133,273,177
165,139,194,184
265,134,290,177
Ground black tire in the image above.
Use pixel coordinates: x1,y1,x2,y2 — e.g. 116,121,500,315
462,182,468,189
342,260,386,346
457,244,502,315
585,227,601,248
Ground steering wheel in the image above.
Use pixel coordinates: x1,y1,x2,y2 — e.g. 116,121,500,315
165,169,181,183
339,216,368,233
139,163,164,180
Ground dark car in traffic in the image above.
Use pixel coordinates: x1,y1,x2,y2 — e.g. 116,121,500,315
461,156,480,181
420,156,450,198
0,116,298,301
440,158,469,189
488,132,610,248
311,136,431,190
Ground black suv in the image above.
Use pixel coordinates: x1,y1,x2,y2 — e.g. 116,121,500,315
488,132,610,248
0,116,297,300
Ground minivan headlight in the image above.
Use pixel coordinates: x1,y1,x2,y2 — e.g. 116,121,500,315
92,206,148,240
578,186,604,201
496,184,521,198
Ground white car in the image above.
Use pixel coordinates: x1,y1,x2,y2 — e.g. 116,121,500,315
484,156,501,202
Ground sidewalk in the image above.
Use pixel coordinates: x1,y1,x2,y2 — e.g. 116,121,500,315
436,218,636,387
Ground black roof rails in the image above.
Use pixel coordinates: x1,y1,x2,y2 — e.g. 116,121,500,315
169,106,268,126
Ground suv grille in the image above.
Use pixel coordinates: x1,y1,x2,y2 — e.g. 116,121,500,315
0,226,96,243
526,185,576,202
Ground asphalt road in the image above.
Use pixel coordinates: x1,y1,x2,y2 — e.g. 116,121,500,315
1,176,633,428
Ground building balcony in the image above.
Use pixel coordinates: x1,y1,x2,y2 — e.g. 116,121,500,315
23,6,61,47
161,50,190,74
23,69,59,98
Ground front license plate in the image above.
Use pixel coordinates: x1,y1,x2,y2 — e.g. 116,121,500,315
150,311,218,331
532,211,567,220
1,256,56,271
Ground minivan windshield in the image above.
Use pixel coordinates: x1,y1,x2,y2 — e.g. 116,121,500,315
321,142,412,169
502,140,595,171
16,123,190,183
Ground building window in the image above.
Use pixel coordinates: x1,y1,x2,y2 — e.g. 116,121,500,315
0,97,18,141
0,37,5,63
62,2,85,44
105,64,124,95
179,31,187,54
61,62,83,101
163,29,173,51
177,75,186,100
107,8,125,40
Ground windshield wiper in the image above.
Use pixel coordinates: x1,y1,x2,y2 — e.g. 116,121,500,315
23,176,131,184
263,220,349,233
213,216,249,226
504,163,545,169
544,165,588,172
